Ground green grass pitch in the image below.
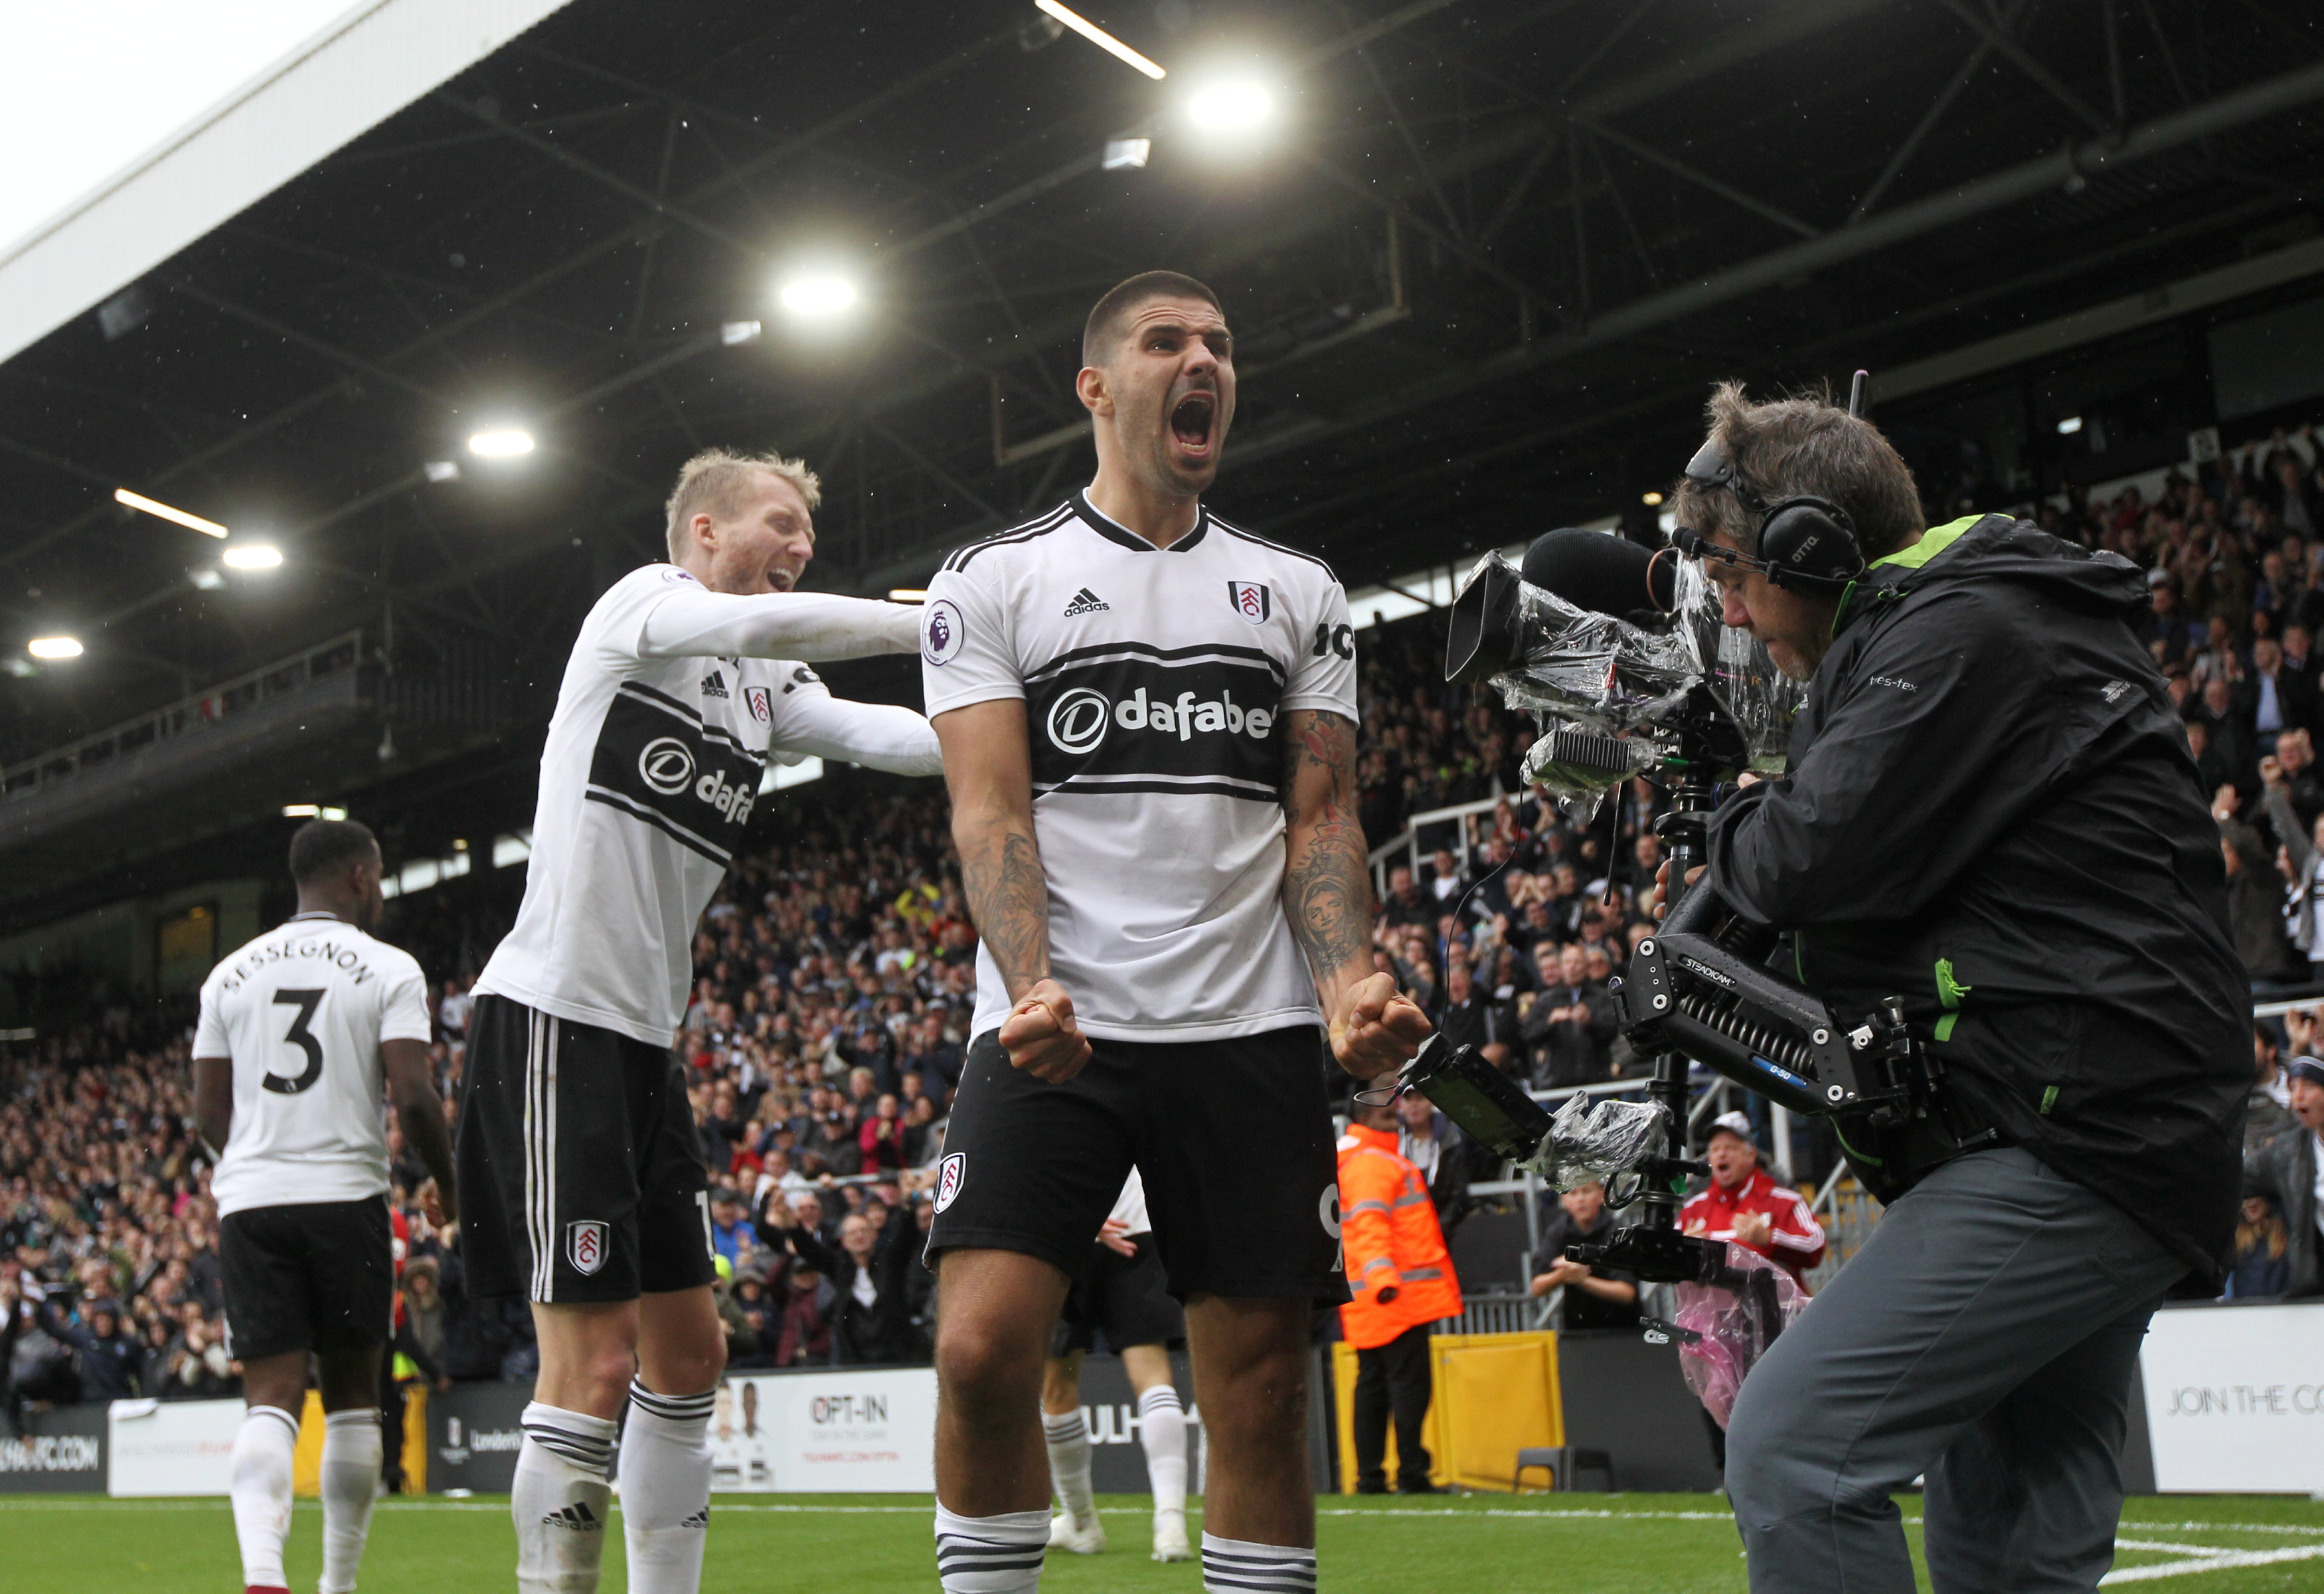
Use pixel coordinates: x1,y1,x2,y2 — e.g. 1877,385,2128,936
5,1492,2320,1591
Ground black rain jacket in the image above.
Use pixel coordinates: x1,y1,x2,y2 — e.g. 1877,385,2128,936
1704,514,2248,1285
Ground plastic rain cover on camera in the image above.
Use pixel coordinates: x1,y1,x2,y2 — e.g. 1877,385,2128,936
1464,552,1805,819
1519,1092,1669,1191
1675,1242,1808,1429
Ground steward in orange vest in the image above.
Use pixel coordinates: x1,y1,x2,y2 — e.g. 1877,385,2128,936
1337,1087,1461,1492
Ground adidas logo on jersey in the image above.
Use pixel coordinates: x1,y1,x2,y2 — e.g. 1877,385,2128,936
700,670,730,698
1062,587,1111,616
542,1502,604,1531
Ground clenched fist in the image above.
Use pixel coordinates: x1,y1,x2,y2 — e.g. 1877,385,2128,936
1000,977,1094,1082
1329,971,1432,1077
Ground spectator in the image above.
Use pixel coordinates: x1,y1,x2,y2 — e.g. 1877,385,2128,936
1433,960,1514,1070
41,1297,143,1401
1337,1079,1461,1496
708,1188,750,1267
2249,1022,2301,1153
2243,1057,2324,1299
1528,1180,1639,1331
2216,787,2302,985
754,1194,926,1366
725,1263,780,1370
1428,848,1468,905
1521,943,1618,1087
1380,866,1434,929
2225,1184,2291,1299
1394,1088,1469,1231
1680,1112,1827,1291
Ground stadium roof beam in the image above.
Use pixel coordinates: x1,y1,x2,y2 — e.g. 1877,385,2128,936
1929,0,2114,134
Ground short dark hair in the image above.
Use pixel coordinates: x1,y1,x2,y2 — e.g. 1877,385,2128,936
289,818,378,884
1672,381,1925,561
1081,270,1224,369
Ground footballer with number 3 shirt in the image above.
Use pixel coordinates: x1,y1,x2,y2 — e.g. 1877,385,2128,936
918,272,1432,1594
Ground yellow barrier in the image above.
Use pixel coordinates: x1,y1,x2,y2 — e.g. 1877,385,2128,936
1331,1330,1563,1492
290,1386,428,1496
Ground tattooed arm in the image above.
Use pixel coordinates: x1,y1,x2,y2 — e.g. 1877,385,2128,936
934,699,1091,1081
1278,708,1432,1077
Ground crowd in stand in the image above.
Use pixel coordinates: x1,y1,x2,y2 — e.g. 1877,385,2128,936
8,424,2324,1423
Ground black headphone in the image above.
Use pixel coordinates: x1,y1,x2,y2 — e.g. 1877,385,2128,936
1675,437,1865,594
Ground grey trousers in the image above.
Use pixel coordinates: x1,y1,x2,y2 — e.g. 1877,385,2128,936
1724,1147,2183,1594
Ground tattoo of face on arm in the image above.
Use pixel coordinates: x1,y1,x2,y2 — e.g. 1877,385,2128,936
1279,709,1372,979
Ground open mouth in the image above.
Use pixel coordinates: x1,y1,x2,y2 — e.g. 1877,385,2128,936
1170,391,1216,455
766,565,797,592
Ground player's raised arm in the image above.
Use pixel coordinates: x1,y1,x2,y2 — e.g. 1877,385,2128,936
766,669,943,777
934,700,1088,1081
636,583,921,663
1278,707,1430,1075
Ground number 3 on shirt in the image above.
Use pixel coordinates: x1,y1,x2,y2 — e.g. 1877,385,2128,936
264,989,327,1095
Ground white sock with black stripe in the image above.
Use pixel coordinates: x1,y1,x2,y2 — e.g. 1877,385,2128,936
513,1403,616,1593
620,1380,717,1594
1041,1408,1095,1528
230,1403,300,1591
1136,1387,1189,1520
1202,1532,1318,1594
934,1502,1048,1594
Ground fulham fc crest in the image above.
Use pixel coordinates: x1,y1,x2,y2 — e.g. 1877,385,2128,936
567,1220,609,1277
744,686,772,724
934,1153,967,1214
1228,580,1271,624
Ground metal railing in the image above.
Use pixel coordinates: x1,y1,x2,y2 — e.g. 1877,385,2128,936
1368,792,1509,896
0,629,364,801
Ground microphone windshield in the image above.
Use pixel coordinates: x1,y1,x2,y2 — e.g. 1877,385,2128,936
1521,528,1674,619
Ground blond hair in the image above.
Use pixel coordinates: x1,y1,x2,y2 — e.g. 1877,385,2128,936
663,448,823,562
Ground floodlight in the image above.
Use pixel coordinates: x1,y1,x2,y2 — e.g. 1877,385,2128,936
1104,138,1152,171
1641,491,1665,507
282,804,320,818
722,320,764,346
222,544,283,570
887,588,929,603
1186,78,1272,133
27,636,82,660
116,488,226,538
1035,1,1167,79
321,807,348,822
424,459,462,483
469,428,536,458
2057,416,2084,435
778,274,860,320
188,569,226,591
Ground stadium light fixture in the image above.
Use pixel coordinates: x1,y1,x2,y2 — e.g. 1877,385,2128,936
1185,78,1274,134
222,543,282,571
28,636,82,660
423,459,461,483
1034,1,1167,79
2056,416,2084,435
887,588,928,603
116,487,226,538
721,319,764,346
188,568,226,591
778,272,860,322
282,804,319,818
469,428,536,458
1103,137,1152,171
1641,491,1665,507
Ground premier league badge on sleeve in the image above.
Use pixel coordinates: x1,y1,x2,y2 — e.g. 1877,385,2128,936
924,599,965,666
1228,580,1271,624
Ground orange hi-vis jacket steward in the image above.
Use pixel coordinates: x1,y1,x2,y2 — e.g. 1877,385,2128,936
1336,1123,1463,1350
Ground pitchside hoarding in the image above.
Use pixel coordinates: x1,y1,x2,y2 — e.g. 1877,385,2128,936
0,1402,106,1493
2139,1301,2324,1492
106,1397,240,1496
710,1366,938,1492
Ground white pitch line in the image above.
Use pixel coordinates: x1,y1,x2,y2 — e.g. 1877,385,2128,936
2114,1540,2235,1557
2102,1544,2324,1583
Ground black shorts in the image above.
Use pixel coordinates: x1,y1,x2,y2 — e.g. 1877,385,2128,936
220,1196,393,1361
456,993,716,1304
1052,1235,1186,1357
928,1024,1349,1305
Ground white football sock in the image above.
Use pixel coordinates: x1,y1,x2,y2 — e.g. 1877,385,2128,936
1201,1532,1318,1594
231,1404,301,1591
1136,1387,1188,1520
319,1407,383,1593
618,1380,716,1594
935,1502,1049,1594
513,1403,617,1594
1040,1409,1096,1528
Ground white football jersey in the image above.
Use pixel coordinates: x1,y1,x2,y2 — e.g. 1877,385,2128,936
194,913,432,1217
478,564,940,1046
922,493,1359,1043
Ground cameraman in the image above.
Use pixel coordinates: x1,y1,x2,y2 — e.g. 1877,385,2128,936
1667,384,2246,1593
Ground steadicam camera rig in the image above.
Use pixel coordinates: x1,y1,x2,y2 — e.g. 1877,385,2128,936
1396,480,1997,1309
